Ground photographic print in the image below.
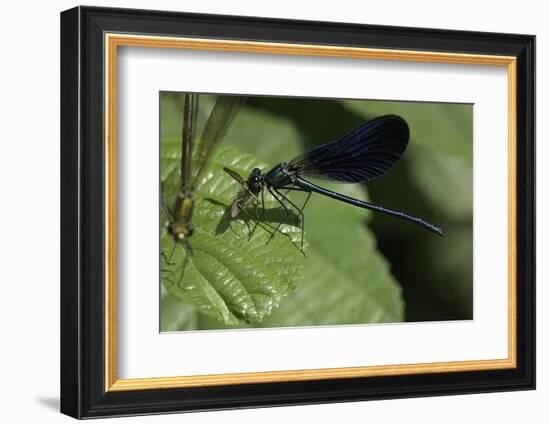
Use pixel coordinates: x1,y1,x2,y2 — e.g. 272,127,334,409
160,93,473,332
61,7,534,417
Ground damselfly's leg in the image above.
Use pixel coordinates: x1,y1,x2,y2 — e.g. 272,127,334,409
161,241,192,281
232,203,254,234
160,193,177,267
162,232,193,264
274,188,311,252
161,194,174,227
266,186,291,243
249,188,266,241
277,186,311,212
161,247,176,266
160,191,182,264
161,239,180,266
297,192,312,252
300,191,312,212
277,186,312,230
251,198,262,232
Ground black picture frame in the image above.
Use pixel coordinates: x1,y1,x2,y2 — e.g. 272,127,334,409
60,5,535,419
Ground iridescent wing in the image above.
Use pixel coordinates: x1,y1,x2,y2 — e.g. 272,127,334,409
288,115,409,183
180,93,198,192
191,95,246,189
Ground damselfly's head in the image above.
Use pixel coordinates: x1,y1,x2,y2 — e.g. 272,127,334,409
169,222,193,240
247,168,263,188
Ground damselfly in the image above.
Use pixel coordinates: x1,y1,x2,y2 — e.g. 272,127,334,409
162,94,245,261
224,115,444,252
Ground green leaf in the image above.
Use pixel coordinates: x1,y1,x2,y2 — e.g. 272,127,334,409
261,183,403,326
160,146,306,327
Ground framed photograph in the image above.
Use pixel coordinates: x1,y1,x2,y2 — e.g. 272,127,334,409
60,6,535,419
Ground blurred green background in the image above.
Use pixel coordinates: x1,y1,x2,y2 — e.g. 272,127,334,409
160,93,473,331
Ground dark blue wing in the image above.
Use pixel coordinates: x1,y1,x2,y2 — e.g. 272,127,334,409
288,115,409,183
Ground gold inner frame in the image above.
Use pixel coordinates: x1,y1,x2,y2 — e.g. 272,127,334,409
104,33,517,392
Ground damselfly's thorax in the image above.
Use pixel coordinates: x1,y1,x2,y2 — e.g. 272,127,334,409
169,221,193,240
174,189,193,216
168,190,195,240
264,162,295,187
281,162,298,182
